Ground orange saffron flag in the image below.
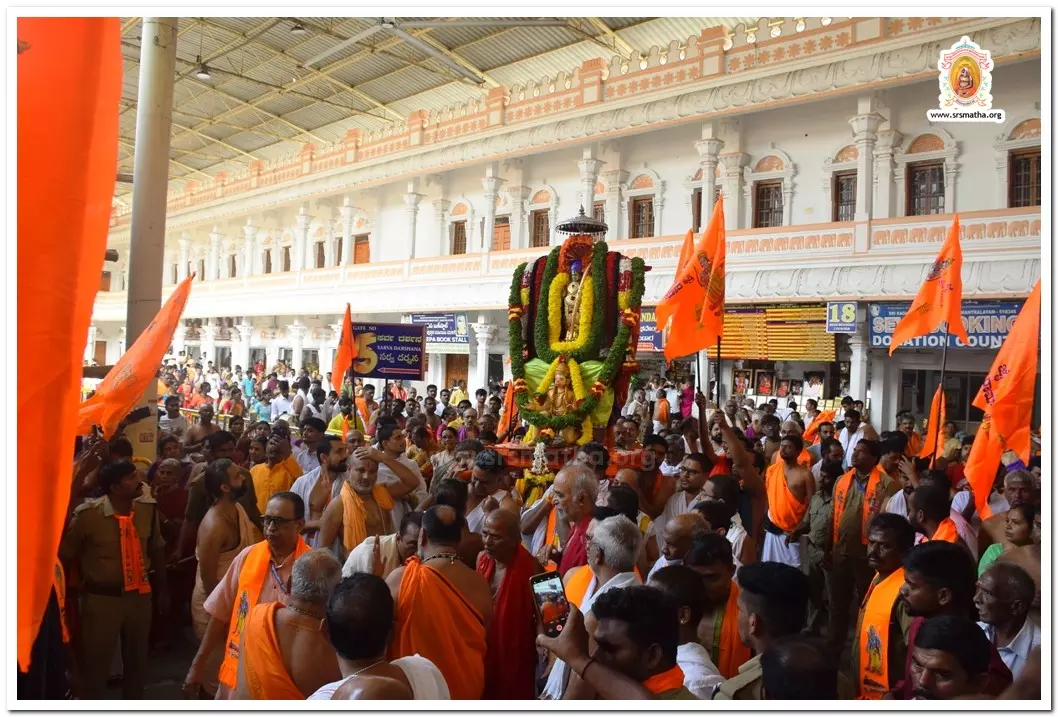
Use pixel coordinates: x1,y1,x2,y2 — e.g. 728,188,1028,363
918,385,946,464
77,274,194,438
888,215,970,355
331,303,358,394
972,280,1041,463
804,409,837,443
962,414,1005,522
654,230,695,332
656,197,726,362
17,17,122,671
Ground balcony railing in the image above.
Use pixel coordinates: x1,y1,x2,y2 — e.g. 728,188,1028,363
93,209,1039,321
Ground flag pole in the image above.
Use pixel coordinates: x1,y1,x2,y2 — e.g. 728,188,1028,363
931,321,951,466
715,338,722,408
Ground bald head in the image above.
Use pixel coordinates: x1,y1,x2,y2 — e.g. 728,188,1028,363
780,420,803,439
668,512,708,538
613,468,639,490
290,550,342,605
484,508,520,541
660,512,708,562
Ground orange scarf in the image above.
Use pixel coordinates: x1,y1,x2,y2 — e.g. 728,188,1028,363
655,399,670,425
243,602,305,699
925,518,959,544
857,568,905,699
833,466,886,546
804,409,836,443
544,508,559,572
643,664,686,695
765,461,809,533
218,538,311,689
115,514,151,595
771,448,812,469
339,480,395,550
565,565,594,608
714,582,752,679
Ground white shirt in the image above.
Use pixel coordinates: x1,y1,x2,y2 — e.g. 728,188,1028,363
159,412,189,439
952,490,1010,533
838,425,865,470
292,442,321,475
682,436,703,455
656,490,703,552
660,461,682,478
886,490,910,519
270,394,294,421
978,619,1041,679
726,513,748,571
676,642,723,699
466,488,509,534
377,454,427,530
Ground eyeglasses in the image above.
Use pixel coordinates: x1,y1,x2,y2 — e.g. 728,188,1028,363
262,515,298,528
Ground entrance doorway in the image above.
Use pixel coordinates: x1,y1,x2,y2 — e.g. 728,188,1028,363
93,340,107,366
445,354,469,389
215,346,232,371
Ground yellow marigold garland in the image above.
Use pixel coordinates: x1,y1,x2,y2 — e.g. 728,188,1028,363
547,274,594,353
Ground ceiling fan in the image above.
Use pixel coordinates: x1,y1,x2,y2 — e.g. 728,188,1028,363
301,17,570,84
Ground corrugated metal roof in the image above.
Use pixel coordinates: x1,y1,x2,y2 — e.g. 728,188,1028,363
114,16,787,203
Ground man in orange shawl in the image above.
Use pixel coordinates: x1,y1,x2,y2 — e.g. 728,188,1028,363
182,492,312,699
686,533,751,680
234,551,343,699
907,484,967,553
387,505,493,700
319,449,394,559
476,510,542,700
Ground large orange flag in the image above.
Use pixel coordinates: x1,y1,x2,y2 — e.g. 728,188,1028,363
962,415,1005,521
972,279,1041,462
654,230,695,331
77,274,195,437
17,17,122,670
888,215,970,355
656,197,726,362
331,303,358,394
918,385,947,464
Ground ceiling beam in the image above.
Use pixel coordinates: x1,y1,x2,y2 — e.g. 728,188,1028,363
403,32,501,88
583,18,638,57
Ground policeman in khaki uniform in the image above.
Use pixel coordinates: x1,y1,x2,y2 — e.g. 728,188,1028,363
59,460,168,699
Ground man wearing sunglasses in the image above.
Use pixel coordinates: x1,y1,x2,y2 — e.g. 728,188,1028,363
183,491,311,700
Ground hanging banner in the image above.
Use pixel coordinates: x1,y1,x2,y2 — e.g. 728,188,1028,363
868,300,1023,350
353,323,425,380
403,312,470,355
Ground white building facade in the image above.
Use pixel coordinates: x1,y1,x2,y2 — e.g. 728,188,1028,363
92,16,1043,431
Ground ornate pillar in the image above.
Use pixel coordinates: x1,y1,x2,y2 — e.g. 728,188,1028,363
433,199,451,255
721,153,749,231
403,188,425,258
323,225,335,267
847,332,869,403
471,316,496,393
873,130,901,220
849,114,883,220
339,197,355,265
506,187,530,249
288,322,306,372
653,183,666,237
234,322,254,373
295,204,312,271
602,170,628,242
242,220,258,277
209,226,223,280
577,154,605,213
200,318,217,366
481,171,506,252
84,326,97,362
322,323,341,379
695,138,724,228
177,233,190,282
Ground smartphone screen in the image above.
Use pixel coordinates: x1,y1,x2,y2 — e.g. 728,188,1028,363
530,570,570,638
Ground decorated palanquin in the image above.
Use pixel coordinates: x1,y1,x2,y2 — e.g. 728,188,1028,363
505,208,647,453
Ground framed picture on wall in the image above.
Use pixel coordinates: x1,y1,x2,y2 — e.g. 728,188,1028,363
732,369,752,396
804,371,826,398
776,379,791,398
789,379,804,397
754,370,775,397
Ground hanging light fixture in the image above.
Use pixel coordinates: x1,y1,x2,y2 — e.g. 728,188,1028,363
195,55,212,80
290,20,308,36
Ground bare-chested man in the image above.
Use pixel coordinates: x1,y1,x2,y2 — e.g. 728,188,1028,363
387,505,494,700
184,404,220,454
291,436,348,549
319,448,393,560
233,551,343,699
761,434,814,568
475,509,542,699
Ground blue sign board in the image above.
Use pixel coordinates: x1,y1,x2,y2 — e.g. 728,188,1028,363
638,309,663,352
352,323,425,380
826,301,858,334
408,312,470,354
868,301,1023,350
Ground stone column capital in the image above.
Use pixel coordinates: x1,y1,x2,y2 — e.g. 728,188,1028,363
482,175,506,196
694,137,725,160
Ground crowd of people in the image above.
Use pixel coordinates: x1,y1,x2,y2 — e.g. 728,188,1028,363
31,355,1042,702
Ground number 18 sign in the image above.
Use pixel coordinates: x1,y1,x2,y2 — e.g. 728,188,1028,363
826,302,858,334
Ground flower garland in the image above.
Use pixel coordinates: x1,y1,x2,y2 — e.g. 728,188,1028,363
508,244,647,440
533,244,608,364
546,275,595,352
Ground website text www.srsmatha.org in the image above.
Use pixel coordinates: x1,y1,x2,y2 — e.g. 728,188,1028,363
926,108,1007,122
